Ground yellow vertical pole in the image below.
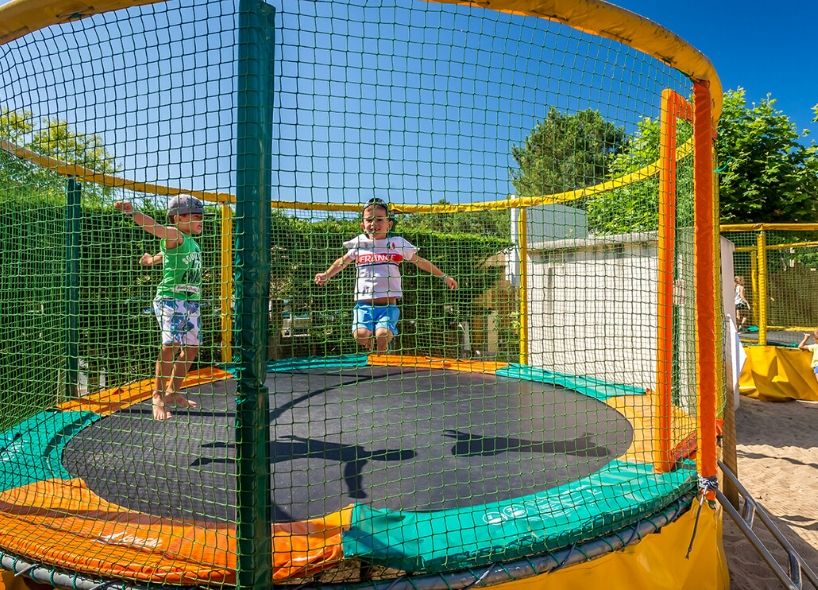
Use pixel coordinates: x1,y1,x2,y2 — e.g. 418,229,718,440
220,202,234,363
750,247,758,327
756,231,767,346
518,207,529,366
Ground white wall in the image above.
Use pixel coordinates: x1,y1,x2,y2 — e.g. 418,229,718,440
525,231,697,403
721,236,742,409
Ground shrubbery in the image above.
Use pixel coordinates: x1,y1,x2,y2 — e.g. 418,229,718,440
0,196,514,423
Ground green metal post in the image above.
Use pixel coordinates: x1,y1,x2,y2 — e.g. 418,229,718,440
235,1,275,588
65,178,81,398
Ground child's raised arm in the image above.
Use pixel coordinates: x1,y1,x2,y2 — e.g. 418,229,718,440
115,201,183,246
799,333,812,351
139,252,164,267
315,255,352,286
410,255,458,290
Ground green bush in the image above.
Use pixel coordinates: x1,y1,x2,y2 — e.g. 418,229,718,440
0,197,515,425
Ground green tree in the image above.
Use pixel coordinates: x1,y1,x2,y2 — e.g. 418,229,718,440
400,200,510,239
510,108,627,198
0,107,40,191
0,107,120,202
718,89,818,223
0,107,33,142
586,116,694,234
582,88,818,233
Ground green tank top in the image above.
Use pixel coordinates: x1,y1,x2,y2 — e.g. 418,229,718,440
156,234,202,300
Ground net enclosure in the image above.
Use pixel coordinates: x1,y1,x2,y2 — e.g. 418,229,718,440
724,222,818,402
0,0,726,589
723,223,818,344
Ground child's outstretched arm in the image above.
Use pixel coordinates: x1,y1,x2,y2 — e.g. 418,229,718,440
115,201,184,246
315,255,352,286
139,252,164,266
799,333,813,351
411,255,458,290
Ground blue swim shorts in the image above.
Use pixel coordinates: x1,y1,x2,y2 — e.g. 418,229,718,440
352,303,400,336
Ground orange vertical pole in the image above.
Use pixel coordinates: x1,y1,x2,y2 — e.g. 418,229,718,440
655,89,677,473
654,90,692,472
694,80,718,490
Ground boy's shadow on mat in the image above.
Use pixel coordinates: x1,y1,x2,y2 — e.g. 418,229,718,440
194,435,415,501
443,429,611,457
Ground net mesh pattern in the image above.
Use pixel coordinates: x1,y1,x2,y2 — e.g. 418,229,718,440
0,0,708,586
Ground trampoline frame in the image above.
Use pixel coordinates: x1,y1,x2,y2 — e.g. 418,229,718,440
0,0,723,587
0,354,698,585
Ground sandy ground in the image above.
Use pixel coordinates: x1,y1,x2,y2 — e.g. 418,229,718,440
722,396,818,589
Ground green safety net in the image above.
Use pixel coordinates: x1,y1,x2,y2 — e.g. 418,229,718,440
0,0,705,587
726,227,818,344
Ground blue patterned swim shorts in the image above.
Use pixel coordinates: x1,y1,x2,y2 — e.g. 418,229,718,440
153,297,202,346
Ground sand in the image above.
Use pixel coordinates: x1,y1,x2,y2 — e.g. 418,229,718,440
722,396,818,589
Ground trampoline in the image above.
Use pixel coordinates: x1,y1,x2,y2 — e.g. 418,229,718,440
0,355,697,586
0,0,727,586
738,329,801,348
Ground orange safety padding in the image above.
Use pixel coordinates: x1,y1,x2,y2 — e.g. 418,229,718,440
367,354,508,374
58,367,233,416
655,89,691,473
693,79,719,487
738,345,818,402
0,479,350,584
606,391,697,465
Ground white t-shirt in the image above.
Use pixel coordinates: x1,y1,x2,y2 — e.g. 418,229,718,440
342,234,418,301
806,344,818,368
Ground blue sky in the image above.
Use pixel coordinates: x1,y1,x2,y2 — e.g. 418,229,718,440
2,0,814,135
1,0,815,206
615,0,818,137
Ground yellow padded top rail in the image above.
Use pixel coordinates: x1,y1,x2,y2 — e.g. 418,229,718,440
0,0,723,120
721,223,818,232
0,137,693,213
0,139,233,205
428,0,722,121
0,0,161,46
0,0,717,214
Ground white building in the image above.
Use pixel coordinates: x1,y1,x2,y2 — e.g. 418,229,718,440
508,206,698,406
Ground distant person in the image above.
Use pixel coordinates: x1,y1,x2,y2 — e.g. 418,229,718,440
314,198,458,353
734,275,750,332
798,329,818,386
115,195,204,421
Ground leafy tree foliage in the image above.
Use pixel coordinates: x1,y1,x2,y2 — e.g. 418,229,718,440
586,116,694,234
718,89,818,223
0,107,119,202
400,201,511,240
510,108,627,198
511,90,818,234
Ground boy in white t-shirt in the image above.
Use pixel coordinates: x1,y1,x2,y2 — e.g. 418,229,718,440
798,329,818,385
315,198,458,353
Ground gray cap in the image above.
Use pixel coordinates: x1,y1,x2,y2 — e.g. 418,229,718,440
167,194,204,218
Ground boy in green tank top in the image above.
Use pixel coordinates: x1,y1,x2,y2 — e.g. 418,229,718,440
116,195,204,421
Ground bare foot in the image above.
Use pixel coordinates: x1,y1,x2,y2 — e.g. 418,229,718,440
165,392,198,409
152,392,172,421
